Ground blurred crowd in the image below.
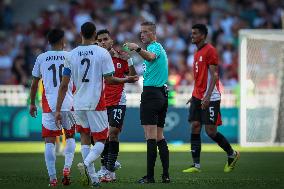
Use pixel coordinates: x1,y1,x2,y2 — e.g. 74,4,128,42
0,0,283,89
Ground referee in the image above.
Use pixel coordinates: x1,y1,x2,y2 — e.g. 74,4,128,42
124,21,170,184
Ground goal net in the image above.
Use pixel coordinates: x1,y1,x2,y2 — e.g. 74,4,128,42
239,29,284,146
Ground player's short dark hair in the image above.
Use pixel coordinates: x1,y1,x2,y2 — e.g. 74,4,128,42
192,24,208,37
141,21,156,33
97,29,110,37
47,28,64,45
81,22,96,39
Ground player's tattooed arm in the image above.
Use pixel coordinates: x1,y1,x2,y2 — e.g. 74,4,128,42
29,76,40,117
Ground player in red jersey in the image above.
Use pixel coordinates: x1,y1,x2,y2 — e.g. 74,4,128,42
182,24,239,173
96,29,137,182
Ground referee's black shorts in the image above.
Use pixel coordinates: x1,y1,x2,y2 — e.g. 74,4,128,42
140,85,168,127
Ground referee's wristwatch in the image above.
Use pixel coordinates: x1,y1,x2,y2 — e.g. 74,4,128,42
135,47,142,53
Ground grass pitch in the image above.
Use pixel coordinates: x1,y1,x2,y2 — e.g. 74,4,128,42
0,142,283,189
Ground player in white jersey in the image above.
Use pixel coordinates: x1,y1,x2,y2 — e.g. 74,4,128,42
29,29,76,187
55,22,138,187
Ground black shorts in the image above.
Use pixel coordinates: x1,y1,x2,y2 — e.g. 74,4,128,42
107,105,126,130
188,96,222,126
140,85,168,128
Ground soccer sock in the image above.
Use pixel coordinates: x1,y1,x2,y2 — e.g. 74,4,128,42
147,139,157,179
157,139,169,177
106,141,119,172
191,134,201,166
84,142,105,166
209,132,234,157
81,145,96,177
84,142,104,184
64,138,76,169
101,140,109,167
45,143,57,181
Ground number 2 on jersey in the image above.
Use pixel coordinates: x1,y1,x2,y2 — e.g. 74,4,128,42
48,64,64,87
81,58,90,82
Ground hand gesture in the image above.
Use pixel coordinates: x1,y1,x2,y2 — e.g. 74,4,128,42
186,97,192,105
55,111,62,129
29,104,37,118
201,95,210,109
123,42,139,51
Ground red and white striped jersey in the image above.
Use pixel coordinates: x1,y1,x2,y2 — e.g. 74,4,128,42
192,44,221,101
63,45,115,111
105,57,129,106
32,51,73,113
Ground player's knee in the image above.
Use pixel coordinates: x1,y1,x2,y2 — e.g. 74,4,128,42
80,132,91,145
205,128,216,138
191,122,201,133
45,137,56,144
109,133,119,141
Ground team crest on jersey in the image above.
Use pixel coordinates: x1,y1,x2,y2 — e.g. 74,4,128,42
117,63,121,69
199,56,203,61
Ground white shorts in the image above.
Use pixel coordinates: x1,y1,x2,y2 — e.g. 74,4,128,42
73,110,109,140
42,112,76,138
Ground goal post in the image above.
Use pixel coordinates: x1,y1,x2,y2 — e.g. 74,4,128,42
239,29,284,146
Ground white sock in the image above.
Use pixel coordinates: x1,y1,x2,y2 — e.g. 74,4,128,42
84,142,105,167
64,138,76,169
81,145,90,160
81,145,96,178
84,142,104,184
194,163,201,168
45,143,57,181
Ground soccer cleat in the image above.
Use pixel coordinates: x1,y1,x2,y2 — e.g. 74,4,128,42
48,179,57,187
77,162,90,186
100,171,116,183
101,171,115,182
114,161,122,170
62,168,71,185
161,174,170,183
182,165,201,173
137,175,155,184
97,166,107,178
224,151,240,173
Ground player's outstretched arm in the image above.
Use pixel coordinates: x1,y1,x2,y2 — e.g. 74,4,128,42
104,75,139,84
124,42,156,62
29,76,40,117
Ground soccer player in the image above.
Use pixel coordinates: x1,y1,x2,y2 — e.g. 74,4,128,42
182,24,240,173
55,22,138,187
29,29,76,187
96,29,137,182
124,21,170,183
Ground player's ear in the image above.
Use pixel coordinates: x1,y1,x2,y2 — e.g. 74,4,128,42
93,32,97,41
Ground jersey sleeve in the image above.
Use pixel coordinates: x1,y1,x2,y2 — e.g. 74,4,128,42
32,56,41,78
63,52,72,77
102,50,115,76
207,48,218,65
147,43,161,60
